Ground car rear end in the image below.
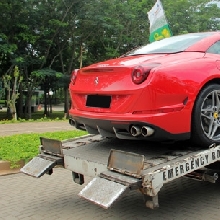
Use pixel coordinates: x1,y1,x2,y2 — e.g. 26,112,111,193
69,54,190,141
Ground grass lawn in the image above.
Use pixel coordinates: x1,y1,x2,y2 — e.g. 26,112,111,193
0,107,88,167
0,130,87,167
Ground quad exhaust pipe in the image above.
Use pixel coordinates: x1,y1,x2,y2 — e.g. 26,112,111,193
69,119,155,138
130,126,142,137
69,118,76,126
141,126,154,137
130,125,154,137
69,118,86,131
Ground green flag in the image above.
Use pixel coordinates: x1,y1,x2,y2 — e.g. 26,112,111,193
147,0,172,43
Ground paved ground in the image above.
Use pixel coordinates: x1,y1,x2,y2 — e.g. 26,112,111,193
1,169,220,220
0,121,73,136
0,104,71,136
1,121,220,219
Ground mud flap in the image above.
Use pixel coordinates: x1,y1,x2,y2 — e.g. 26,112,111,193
20,155,63,178
79,177,129,209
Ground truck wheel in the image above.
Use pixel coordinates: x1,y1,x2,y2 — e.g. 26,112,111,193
191,84,220,148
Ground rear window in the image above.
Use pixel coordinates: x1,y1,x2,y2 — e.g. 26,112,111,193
126,33,212,55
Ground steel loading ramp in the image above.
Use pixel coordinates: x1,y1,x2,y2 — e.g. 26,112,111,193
20,137,64,177
78,150,144,209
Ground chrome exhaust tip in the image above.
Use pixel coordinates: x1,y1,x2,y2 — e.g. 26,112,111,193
141,126,154,137
130,125,142,137
69,118,76,126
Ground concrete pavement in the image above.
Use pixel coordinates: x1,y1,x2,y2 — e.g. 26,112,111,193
1,121,220,219
0,121,73,136
1,168,220,220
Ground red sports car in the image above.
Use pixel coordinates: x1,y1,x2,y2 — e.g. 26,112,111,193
69,32,220,147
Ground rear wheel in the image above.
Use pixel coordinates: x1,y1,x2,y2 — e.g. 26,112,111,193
192,84,220,148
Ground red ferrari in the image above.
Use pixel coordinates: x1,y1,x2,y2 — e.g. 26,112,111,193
69,32,220,147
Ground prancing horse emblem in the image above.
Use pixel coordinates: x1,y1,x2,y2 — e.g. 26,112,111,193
94,77,99,85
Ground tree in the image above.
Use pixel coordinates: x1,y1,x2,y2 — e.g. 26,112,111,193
2,65,22,120
163,0,220,35
77,0,151,65
32,68,62,116
1,0,220,121
0,0,76,118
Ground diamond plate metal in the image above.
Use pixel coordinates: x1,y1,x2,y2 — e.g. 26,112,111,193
20,156,55,178
79,177,128,209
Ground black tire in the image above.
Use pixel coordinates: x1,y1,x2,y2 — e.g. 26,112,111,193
191,84,220,148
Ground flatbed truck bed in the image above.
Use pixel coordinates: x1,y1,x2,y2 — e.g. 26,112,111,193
21,135,220,209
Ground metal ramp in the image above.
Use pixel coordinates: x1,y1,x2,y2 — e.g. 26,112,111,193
79,177,128,209
20,154,63,177
78,150,143,209
20,137,64,177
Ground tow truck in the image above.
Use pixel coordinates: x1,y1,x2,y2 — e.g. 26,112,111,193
21,133,220,209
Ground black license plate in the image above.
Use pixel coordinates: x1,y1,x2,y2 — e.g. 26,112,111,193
86,95,111,108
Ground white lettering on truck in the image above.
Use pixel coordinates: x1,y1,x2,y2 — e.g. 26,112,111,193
163,150,220,181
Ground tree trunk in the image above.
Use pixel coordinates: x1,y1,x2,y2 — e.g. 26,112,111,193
27,91,32,119
27,99,32,119
64,87,69,119
11,93,17,120
6,89,11,119
43,90,48,117
17,84,24,119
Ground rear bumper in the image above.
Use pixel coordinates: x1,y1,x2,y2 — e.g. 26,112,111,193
69,109,190,141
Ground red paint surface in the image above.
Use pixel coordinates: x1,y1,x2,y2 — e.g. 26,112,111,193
69,32,220,136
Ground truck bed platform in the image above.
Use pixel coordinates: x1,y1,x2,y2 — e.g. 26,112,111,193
21,135,220,209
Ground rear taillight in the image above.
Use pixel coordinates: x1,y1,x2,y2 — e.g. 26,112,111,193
131,66,150,85
131,63,160,85
71,69,79,85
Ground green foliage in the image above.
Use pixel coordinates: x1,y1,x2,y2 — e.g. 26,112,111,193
80,0,151,64
0,111,67,122
163,0,220,35
0,0,219,121
0,130,87,167
0,0,220,79
31,68,63,80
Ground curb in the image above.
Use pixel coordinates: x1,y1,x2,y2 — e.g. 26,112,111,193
0,160,25,176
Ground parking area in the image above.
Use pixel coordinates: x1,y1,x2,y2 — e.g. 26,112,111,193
1,121,220,219
1,168,220,220
0,121,74,137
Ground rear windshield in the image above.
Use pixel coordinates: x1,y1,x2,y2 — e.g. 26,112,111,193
125,33,212,55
